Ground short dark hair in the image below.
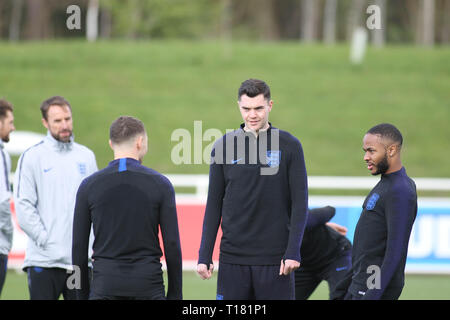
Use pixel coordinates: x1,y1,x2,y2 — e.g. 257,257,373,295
0,99,14,120
367,123,403,146
238,79,271,101
110,116,146,145
40,96,72,120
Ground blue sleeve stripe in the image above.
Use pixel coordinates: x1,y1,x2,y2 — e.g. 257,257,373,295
118,158,127,172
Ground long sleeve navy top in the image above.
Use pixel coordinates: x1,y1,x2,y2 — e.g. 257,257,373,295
198,124,308,266
301,206,352,269
349,167,417,300
72,158,182,299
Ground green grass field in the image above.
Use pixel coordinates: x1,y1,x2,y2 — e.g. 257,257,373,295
1,270,449,300
1,40,449,180
1,41,449,299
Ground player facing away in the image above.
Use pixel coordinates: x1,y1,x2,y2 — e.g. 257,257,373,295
197,79,308,300
72,116,182,300
14,96,98,300
333,123,417,300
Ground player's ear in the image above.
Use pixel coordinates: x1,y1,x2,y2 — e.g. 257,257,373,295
268,99,273,112
136,135,144,150
108,139,114,150
42,118,49,130
388,144,398,157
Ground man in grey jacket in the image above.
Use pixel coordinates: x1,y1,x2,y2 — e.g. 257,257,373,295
14,96,98,300
0,99,15,296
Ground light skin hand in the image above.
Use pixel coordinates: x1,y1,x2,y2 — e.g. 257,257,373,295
279,259,300,276
197,263,214,280
326,222,348,236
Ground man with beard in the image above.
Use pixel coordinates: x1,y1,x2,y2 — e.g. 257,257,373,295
332,123,417,300
14,96,98,300
0,99,15,296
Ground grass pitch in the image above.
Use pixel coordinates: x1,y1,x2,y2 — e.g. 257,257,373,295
0,41,449,300
1,270,449,300
0,41,449,181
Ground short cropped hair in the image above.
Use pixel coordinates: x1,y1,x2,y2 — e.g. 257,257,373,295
0,99,14,120
110,116,146,145
367,123,403,147
238,79,271,101
40,96,72,120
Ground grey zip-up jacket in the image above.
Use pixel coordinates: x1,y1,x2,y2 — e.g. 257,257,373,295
0,140,13,256
13,132,97,270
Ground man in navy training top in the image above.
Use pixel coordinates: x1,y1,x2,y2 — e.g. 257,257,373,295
333,123,417,300
197,79,308,300
72,116,182,300
295,206,352,300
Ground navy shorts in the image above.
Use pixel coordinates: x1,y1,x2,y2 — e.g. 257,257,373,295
295,248,352,300
26,267,76,300
217,262,295,300
26,266,92,300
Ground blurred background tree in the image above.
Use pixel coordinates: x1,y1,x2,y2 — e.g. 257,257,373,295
0,0,448,45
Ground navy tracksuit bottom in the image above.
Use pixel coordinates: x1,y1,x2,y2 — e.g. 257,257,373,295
216,262,295,300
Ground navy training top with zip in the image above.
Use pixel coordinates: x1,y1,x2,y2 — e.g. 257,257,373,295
72,158,182,299
198,123,308,266
349,167,417,300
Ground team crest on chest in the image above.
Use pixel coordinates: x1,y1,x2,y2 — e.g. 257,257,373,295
266,150,281,168
77,162,87,175
366,193,380,210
